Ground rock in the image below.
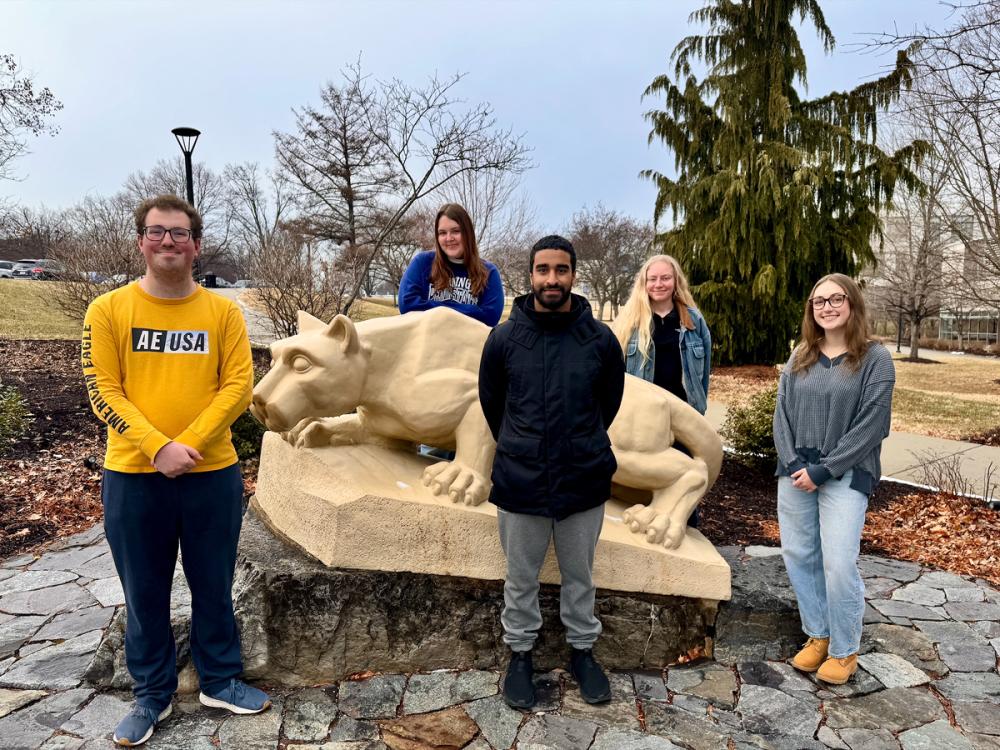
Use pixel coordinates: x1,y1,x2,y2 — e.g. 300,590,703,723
969,734,1000,750
974,622,1000,639
0,630,103,689
713,555,803,664
643,703,731,750
861,624,948,676
34,606,114,642
517,713,600,750
60,692,132,740
824,687,945,732
1,554,37,570
816,725,849,749
736,684,820,737
217,510,715,684
945,602,1000,621
592,726,684,749
562,672,639,729
737,661,816,694
38,736,86,750
401,670,497,714
814,667,884,699
380,706,479,750
946,588,986,603
0,688,46,720
0,687,93,750
864,604,890,625
868,600,945,621
939,643,998,673
339,675,406,719
631,671,668,702
898,719,974,750
933,672,1000,702
856,654,930,688
282,687,339,741
0,570,78,597
84,577,125,608
329,714,381,742
137,705,221,749
954,703,1000,737
858,557,921,583
532,670,562,712
744,546,782,558
28,545,106,572
49,524,105,550
864,578,901,599
0,581,97,617
891,584,946,606
0,615,46,659
917,571,978,589
914,620,987,646
666,663,736,710
216,698,282,750
463,694,522,750
837,727,902,749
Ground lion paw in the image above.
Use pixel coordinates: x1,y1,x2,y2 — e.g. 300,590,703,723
422,461,490,506
622,504,685,549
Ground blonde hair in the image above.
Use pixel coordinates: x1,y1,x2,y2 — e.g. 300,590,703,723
612,254,698,363
792,273,875,374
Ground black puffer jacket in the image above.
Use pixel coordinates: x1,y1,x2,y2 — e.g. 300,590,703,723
478,294,625,519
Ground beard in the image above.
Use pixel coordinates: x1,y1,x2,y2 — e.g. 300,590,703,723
532,283,572,311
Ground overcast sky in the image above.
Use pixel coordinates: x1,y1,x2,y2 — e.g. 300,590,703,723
4,0,959,230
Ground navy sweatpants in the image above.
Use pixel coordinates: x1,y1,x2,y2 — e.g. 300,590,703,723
102,464,244,710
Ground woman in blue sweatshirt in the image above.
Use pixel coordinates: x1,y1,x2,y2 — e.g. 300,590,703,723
398,203,504,327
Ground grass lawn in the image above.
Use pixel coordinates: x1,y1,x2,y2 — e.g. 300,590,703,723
0,280,82,340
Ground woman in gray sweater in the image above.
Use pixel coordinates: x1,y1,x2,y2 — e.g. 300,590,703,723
773,273,895,685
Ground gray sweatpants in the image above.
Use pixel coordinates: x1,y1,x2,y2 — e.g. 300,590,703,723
497,504,605,652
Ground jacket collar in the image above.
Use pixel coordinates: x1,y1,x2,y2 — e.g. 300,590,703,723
509,293,600,348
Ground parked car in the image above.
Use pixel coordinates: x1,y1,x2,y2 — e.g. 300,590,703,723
0,260,14,279
233,279,259,288
12,259,65,280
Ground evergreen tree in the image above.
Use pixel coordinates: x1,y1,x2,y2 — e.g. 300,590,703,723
644,0,927,364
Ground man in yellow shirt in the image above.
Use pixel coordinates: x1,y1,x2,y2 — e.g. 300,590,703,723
82,194,270,747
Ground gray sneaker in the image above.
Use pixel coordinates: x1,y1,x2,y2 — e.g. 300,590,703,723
199,678,271,714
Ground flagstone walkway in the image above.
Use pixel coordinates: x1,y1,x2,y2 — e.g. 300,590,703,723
0,525,998,749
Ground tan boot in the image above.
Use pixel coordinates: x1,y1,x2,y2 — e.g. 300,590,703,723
816,654,858,685
790,637,829,672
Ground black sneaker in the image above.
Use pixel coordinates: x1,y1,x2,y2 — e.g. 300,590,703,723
503,650,535,709
570,647,612,704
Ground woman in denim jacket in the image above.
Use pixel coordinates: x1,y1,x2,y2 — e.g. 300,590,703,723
612,254,712,415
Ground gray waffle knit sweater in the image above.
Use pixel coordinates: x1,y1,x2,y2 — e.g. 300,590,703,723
773,341,895,495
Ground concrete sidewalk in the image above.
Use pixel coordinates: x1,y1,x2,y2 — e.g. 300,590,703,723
705,401,1000,498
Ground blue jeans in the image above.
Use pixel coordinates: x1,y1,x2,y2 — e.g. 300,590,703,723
777,470,868,658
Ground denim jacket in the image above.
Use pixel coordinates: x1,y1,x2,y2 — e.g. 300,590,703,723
624,305,711,414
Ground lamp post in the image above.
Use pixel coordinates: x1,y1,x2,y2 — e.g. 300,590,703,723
171,127,201,280
171,127,200,206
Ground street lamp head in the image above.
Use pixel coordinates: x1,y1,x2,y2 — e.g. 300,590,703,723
171,127,201,155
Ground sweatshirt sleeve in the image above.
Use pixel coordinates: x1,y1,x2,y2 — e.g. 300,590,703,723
471,265,505,327
174,304,254,453
806,347,895,486
82,301,172,462
772,355,806,475
398,254,433,314
478,329,508,441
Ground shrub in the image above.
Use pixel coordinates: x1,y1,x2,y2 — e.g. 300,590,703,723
232,347,271,461
721,381,779,470
0,384,33,456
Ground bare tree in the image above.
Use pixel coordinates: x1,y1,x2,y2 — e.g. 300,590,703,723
224,162,290,277
0,53,62,181
248,221,354,338
0,204,71,258
569,205,651,320
50,192,143,320
274,62,530,315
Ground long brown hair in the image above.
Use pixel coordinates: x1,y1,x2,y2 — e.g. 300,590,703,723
792,273,875,374
430,203,489,296
612,255,698,362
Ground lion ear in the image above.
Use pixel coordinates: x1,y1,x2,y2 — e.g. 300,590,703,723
297,310,326,334
325,314,360,354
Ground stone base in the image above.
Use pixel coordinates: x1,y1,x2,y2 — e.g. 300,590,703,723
233,508,717,685
253,432,731,601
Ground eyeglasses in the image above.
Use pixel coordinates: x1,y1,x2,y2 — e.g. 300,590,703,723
142,226,194,242
809,293,848,310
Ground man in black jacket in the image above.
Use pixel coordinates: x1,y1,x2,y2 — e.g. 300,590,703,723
478,235,625,709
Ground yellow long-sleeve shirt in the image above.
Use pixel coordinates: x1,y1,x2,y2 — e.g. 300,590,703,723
82,282,253,473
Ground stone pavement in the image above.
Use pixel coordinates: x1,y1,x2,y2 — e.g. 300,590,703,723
1,526,999,749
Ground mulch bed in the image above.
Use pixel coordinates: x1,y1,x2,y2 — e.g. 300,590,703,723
2,339,999,586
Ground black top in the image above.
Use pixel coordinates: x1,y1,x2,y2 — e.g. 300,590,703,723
652,307,687,402
478,294,626,520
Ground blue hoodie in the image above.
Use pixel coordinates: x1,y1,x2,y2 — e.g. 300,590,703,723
398,250,505,327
